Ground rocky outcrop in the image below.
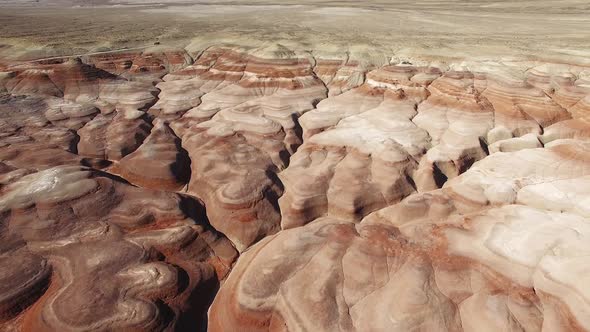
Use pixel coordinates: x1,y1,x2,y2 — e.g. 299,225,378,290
86,49,193,77
209,139,590,332
280,65,435,228
165,45,328,251
207,56,590,331
77,110,152,161
0,165,236,331
113,119,190,191
2,45,590,332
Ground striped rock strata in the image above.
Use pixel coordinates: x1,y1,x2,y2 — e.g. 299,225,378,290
160,46,328,251
1,45,590,331
0,165,236,331
209,139,590,332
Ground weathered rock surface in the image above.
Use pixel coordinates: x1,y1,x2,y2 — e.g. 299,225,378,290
209,140,590,332
163,46,328,251
207,56,590,331
113,119,190,191
280,65,434,228
0,165,236,331
1,45,590,332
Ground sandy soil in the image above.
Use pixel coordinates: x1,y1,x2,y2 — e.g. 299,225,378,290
0,1,589,64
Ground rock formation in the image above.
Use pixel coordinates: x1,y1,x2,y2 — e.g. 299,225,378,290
113,119,190,191
162,46,328,251
0,165,236,331
1,44,590,331
209,136,590,332
280,65,435,228
207,53,590,332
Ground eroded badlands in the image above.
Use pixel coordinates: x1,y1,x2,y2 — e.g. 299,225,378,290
1,44,590,331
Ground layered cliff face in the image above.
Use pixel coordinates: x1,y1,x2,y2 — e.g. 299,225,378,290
1,45,590,331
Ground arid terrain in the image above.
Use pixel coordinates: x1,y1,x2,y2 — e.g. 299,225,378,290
1,1,590,331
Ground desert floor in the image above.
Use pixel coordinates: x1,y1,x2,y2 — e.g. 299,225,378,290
1,0,589,63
